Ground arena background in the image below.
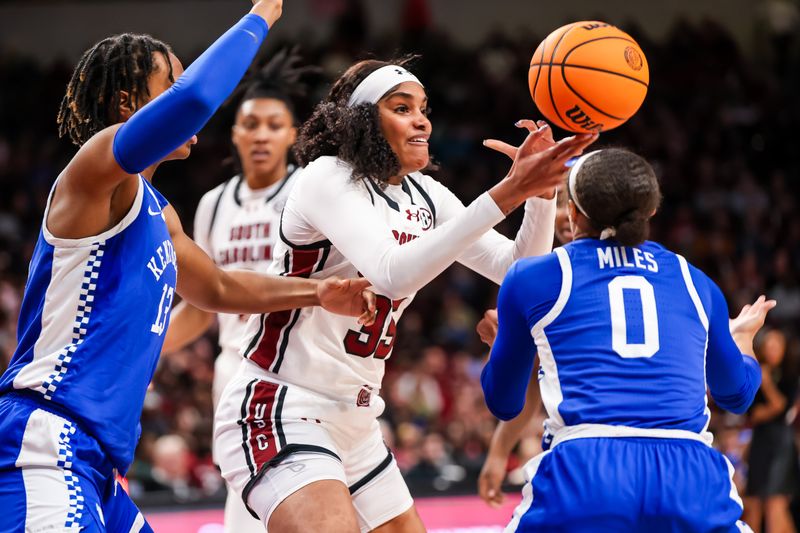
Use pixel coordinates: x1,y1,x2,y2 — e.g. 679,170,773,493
1,0,799,530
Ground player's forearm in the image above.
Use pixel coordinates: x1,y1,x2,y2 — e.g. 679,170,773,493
161,300,214,354
458,197,556,285
209,270,319,314
731,332,756,359
113,14,270,173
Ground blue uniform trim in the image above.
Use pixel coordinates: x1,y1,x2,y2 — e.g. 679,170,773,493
42,242,105,401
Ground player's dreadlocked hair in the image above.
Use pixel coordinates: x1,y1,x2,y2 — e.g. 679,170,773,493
231,46,320,126
295,55,432,188
573,148,662,246
57,33,173,146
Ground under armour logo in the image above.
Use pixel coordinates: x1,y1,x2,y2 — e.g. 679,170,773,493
394,68,404,75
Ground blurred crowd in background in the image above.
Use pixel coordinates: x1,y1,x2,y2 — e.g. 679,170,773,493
1,0,800,528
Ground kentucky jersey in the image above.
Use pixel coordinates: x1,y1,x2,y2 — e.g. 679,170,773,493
193,169,296,353
240,156,557,401
483,238,761,442
0,176,177,472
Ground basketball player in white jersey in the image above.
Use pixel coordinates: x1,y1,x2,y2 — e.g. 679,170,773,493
162,49,314,532
213,57,597,532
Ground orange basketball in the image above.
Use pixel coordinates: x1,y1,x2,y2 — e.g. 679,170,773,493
529,21,649,132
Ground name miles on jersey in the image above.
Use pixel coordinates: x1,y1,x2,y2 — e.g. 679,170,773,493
597,245,658,272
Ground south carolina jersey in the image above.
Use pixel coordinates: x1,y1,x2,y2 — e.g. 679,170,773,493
483,238,760,444
193,169,296,353
0,176,177,472
240,156,557,401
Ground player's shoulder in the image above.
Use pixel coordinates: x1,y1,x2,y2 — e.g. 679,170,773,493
507,250,563,285
301,156,352,179
198,176,237,208
406,171,449,197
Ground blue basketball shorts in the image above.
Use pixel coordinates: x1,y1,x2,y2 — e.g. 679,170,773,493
0,393,153,532
507,437,751,532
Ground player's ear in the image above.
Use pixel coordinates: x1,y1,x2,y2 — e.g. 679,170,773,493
289,126,297,146
118,90,136,122
568,199,579,222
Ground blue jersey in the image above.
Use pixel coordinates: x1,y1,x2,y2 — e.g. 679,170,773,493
482,239,760,441
0,176,177,472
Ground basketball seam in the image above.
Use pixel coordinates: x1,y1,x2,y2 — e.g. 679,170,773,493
553,33,647,127
530,38,546,104
547,25,577,130
529,63,649,88
561,35,647,87
560,68,625,121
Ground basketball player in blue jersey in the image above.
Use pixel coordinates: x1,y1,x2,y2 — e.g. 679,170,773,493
481,148,775,532
0,2,377,532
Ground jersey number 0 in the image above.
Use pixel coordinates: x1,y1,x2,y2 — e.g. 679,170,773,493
608,275,659,358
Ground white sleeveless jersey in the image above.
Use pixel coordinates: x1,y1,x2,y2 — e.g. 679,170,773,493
240,156,557,401
193,168,297,352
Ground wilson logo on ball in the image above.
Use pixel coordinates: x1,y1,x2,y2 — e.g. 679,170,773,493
624,47,644,71
581,22,611,31
566,105,604,132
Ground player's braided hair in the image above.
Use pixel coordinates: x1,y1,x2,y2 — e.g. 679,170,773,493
294,56,428,188
57,33,173,146
231,46,320,126
574,148,661,246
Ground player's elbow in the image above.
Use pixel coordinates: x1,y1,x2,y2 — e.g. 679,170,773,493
712,388,758,415
368,279,415,301
486,401,522,421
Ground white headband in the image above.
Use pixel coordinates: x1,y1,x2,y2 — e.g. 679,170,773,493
567,149,617,240
567,150,601,218
347,65,423,107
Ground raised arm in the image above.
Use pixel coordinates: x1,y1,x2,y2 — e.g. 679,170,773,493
52,1,282,239
434,183,556,284
706,284,773,414
297,131,594,300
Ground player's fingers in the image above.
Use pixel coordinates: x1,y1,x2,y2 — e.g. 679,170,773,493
357,309,376,326
549,133,599,166
362,289,377,313
483,139,518,159
515,119,539,132
347,277,372,292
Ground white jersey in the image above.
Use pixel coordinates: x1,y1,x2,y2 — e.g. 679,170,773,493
240,156,556,401
193,168,297,352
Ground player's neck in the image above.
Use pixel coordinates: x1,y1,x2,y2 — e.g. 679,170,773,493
139,164,159,182
387,174,404,186
572,227,599,241
245,164,287,190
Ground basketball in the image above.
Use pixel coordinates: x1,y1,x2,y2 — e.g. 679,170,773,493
529,21,649,132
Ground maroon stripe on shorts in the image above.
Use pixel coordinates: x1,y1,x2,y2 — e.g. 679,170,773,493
245,381,281,470
249,248,321,371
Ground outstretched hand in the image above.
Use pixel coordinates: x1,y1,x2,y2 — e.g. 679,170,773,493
729,295,776,340
483,119,556,161
250,0,283,27
317,277,377,326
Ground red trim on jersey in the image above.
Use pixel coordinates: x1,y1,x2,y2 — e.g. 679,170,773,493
246,381,281,469
249,248,321,371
